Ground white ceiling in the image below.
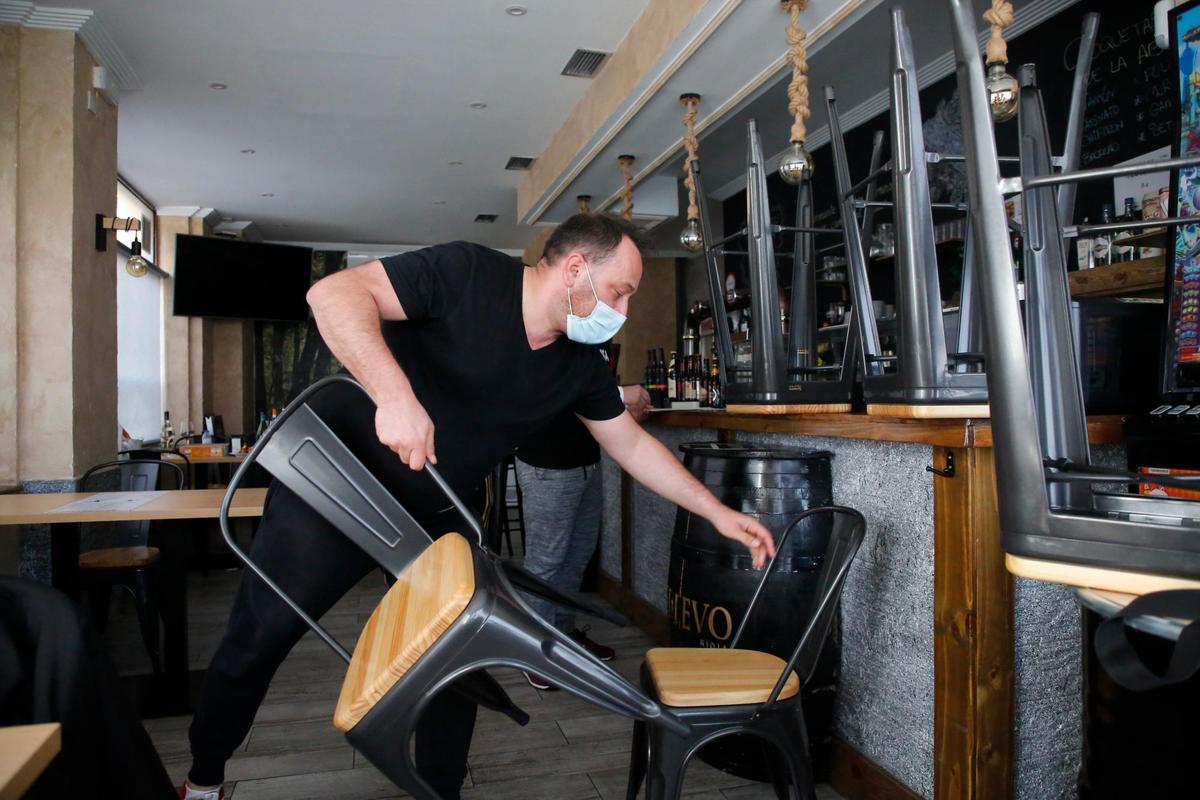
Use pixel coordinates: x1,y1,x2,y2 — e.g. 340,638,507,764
30,0,650,251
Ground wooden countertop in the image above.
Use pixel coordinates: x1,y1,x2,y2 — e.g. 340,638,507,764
0,723,60,798
0,488,267,526
648,410,1125,448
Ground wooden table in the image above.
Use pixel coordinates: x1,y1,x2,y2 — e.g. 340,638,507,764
0,723,61,799
0,489,266,714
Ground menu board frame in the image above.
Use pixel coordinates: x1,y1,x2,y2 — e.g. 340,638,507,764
1164,0,1200,399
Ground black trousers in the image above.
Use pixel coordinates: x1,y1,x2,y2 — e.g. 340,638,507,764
187,481,478,796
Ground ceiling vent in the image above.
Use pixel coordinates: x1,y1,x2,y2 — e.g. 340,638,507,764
561,49,609,78
474,213,499,223
505,156,535,171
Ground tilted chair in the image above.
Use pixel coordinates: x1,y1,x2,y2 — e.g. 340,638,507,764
946,0,1200,587
626,505,866,800
218,376,683,799
78,457,187,674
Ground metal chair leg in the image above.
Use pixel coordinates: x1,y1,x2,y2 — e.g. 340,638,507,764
626,719,649,799
644,725,691,800
87,583,113,633
127,569,162,675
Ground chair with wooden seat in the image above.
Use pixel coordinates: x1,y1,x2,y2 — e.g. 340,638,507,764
217,375,686,799
626,505,866,800
77,458,187,675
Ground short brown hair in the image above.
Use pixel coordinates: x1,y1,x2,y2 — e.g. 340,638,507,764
542,213,648,266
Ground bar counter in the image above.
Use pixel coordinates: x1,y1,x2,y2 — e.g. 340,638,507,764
599,409,1126,800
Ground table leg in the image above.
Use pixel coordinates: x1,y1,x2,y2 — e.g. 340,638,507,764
49,522,81,600
152,519,192,714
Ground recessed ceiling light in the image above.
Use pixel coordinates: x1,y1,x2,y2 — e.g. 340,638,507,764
474,213,499,223
433,200,447,205
240,148,255,155
261,192,274,198
447,160,464,166
469,102,488,110
209,82,228,90
505,5,528,15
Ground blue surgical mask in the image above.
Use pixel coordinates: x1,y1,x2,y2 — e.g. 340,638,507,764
566,261,626,344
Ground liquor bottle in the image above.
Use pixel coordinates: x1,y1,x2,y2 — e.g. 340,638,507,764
684,356,696,402
699,359,710,407
1114,197,1139,261
161,411,174,449
643,352,653,404
692,356,703,403
1093,204,1114,266
709,351,724,409
667,350,678,404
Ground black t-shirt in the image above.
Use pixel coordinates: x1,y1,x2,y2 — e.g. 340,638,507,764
516,412,600,470
304,242,624,518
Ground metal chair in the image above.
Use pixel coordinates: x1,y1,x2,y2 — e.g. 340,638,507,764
693,122,854,411
826,8,996,418
77,458,187,674
217,376,678,798
625,505,866,800
947,0,1200,586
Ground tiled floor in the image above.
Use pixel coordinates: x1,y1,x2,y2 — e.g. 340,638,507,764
107,562,843,799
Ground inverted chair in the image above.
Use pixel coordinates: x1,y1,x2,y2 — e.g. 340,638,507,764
626,506,866,800
946,0,1200,601
218,376,685,799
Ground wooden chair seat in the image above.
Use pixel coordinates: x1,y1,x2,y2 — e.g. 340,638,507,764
644,647,800,708
334,533,476,732
78,545,160,570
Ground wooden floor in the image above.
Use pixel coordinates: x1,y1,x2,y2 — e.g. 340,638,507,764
105,560,843,800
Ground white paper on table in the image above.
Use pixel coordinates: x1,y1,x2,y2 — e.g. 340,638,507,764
52,491,167,514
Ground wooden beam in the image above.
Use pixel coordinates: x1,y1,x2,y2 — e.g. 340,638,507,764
933,447,1014,800
1067,256,1164,297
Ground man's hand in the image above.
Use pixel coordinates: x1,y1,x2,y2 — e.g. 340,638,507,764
375,394,437,470
711,508,777,569
621,384,653,422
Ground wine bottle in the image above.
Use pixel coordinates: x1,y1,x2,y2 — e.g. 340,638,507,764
161,411,174,450
667,350,678,404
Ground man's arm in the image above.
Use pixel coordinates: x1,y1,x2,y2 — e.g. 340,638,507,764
307,260,437,469
580,413,777,568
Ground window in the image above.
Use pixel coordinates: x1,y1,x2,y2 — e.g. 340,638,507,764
115,178,163,442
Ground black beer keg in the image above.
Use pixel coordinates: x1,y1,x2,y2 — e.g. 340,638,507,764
668,442,837,781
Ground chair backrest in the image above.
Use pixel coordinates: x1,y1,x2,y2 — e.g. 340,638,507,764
734,505,866,713
334,532,476,732
79,459,187,546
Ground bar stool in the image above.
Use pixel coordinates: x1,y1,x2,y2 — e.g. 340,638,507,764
692,123,855,413
947,0,1200,587
625,506,865,800
825,8,996,419
217,376,685,799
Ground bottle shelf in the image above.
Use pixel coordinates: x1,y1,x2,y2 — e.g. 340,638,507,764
1068,256,1166,298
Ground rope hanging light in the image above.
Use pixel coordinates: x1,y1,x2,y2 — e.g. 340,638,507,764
577,195,592,214
617,155,636,222
678,93,705,253
778,0,813,185
983,0,1018,123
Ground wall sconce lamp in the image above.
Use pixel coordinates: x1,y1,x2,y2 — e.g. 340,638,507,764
95,214,154,277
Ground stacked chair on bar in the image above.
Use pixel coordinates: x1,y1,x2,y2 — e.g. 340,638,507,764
827,8,997,419
947,0,1200,598
693,124,855,414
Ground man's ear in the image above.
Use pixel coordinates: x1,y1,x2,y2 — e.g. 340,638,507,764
561,253,585,288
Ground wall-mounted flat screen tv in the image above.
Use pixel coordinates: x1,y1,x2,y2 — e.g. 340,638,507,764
172,234,313,322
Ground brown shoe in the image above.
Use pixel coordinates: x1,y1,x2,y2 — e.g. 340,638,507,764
570,626,615,661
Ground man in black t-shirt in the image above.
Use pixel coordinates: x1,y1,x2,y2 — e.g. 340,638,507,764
180,215,776,800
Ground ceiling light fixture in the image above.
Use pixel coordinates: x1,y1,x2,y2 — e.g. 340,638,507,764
448,160,464,166
433,200,447,205
209,82,228,90
505,5,528,15
469,102,488,110
261,192,275,198
241,148,255,154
